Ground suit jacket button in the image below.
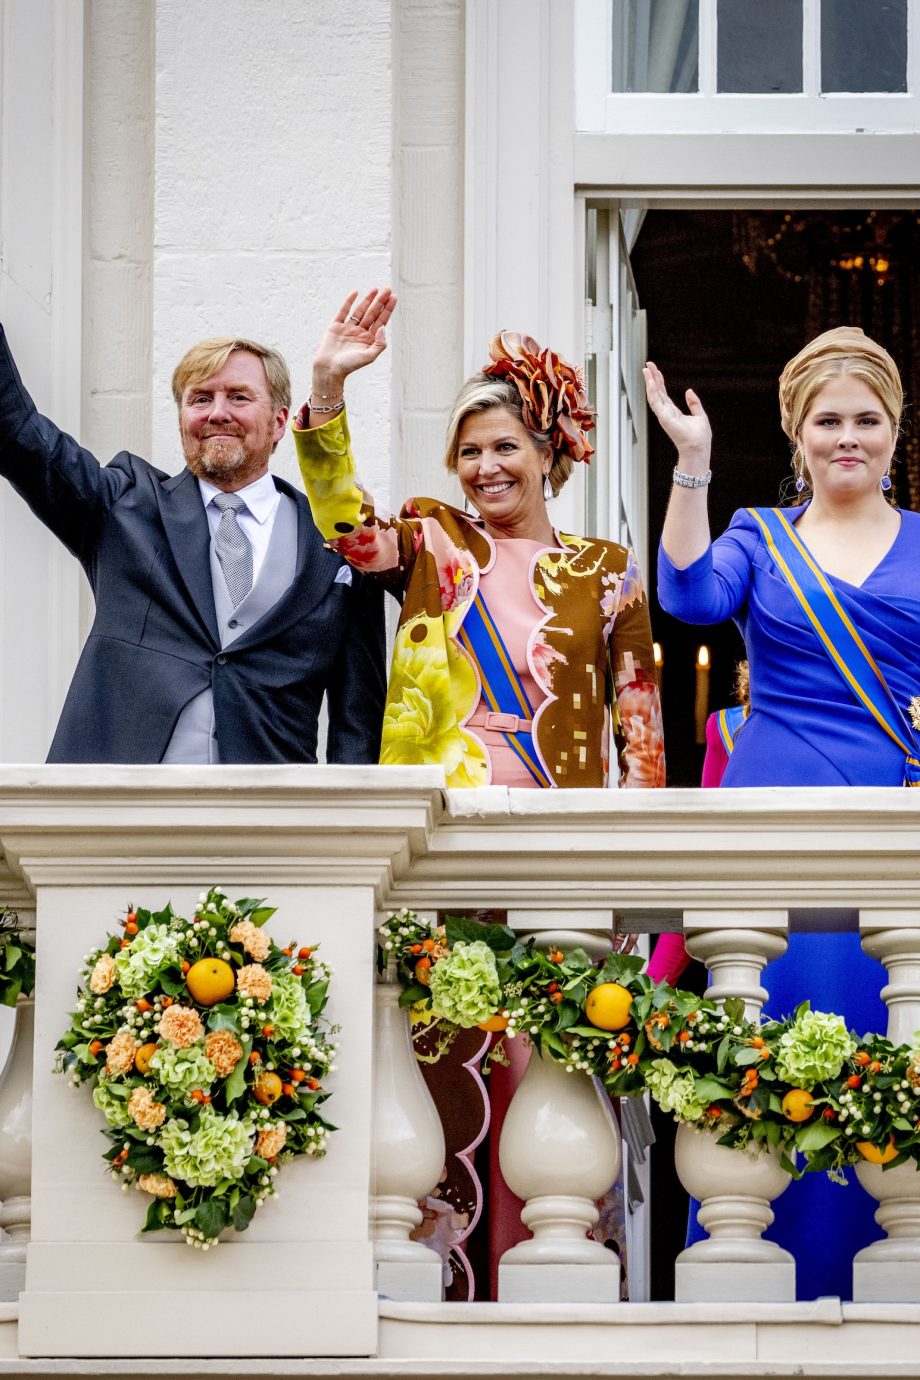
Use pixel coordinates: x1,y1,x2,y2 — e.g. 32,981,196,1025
216,654,228,666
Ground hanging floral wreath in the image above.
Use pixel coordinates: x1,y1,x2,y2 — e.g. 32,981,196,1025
380,909,920,1178
56,888,336,1248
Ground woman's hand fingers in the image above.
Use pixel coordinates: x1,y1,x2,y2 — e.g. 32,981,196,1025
314,288,398,379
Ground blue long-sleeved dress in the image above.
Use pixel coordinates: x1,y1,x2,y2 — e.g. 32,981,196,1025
658,503,920,1300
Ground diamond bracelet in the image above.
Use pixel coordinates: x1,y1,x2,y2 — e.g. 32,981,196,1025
672,467,712,489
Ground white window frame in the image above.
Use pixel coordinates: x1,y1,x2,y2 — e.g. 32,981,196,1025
576,0,920,134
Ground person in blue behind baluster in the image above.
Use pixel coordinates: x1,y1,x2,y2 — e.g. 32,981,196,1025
645,325,920,1300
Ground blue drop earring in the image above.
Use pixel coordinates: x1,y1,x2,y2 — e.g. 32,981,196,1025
794,475,805,493
881,467,893,493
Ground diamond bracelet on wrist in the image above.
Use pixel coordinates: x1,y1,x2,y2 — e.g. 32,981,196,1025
308,397,345,414
672,466,712,489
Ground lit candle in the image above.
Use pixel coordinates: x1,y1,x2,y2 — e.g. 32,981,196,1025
695,645,710,745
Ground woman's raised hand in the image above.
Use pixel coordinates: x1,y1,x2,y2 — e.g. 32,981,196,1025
312,288,397,386
643,360,712,467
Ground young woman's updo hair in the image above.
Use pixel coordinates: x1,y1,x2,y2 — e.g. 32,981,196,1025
443,374,573,497
778,326,902,499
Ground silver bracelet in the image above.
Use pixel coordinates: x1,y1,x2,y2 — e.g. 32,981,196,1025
672,466,711,489
308,397,345,414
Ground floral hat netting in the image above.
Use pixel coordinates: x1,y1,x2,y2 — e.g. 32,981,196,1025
482,332,595,465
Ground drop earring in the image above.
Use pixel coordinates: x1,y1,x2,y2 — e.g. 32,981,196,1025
543,474,553,501
881,466,893,493
794,474,805,493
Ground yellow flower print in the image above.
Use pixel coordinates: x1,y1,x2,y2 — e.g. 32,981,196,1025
381,615,488,788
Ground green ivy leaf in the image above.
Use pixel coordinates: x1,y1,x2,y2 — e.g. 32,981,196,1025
223,1037,252,1104
795,1122,841,1152
194,1198,228,1241
231,1194,256,1233
141,1199,169,1234
444,915,515,951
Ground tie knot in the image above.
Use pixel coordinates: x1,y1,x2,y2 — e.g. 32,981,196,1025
212,492,246,514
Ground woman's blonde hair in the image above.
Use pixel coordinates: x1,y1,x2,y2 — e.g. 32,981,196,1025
442,374,573,497
778,326,902,498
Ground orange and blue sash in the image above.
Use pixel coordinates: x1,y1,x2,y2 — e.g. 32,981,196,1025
716,704,747,756
458,592,553,788
749,506,920,786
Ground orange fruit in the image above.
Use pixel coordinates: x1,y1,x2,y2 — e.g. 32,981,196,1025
857,1137,898,1165
585,983,633,1031
781,1088,815,1122
186,957,235,1006
253,1071,283,1106
134,1042,159,1075
477,1013,509,1032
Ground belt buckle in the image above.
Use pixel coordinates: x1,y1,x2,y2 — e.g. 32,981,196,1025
485,711,521,733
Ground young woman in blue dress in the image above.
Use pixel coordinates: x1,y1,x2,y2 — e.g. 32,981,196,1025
644,326,920,1300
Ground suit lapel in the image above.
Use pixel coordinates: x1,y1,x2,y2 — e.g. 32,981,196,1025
158,469,220,645
231,480,336,647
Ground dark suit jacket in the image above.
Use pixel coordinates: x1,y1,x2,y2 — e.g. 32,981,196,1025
0,325,386,764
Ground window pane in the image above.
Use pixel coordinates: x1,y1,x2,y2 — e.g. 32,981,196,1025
821,0,907,93
611,0,699,93
717,0,803,93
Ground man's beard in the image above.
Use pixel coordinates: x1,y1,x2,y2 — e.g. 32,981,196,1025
183,432,271,483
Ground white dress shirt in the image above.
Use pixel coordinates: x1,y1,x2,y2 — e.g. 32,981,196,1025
197,470,281,584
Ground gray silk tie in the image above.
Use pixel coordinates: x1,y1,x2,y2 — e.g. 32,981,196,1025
212,492,253,608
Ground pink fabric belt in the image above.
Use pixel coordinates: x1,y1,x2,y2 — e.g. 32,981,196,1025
483,711,534,734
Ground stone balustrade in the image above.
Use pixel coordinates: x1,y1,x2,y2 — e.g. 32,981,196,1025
0,769,917,1367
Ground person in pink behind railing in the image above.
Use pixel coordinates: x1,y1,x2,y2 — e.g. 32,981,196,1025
647,661,750,985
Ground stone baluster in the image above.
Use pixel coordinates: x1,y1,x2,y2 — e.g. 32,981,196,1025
675,910,794,1303
370,929,446,1302
853,912,920,1302
497,920,623,1303
0,995,33,1300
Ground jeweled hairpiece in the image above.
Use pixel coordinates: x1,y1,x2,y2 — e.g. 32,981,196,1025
482,332,595,464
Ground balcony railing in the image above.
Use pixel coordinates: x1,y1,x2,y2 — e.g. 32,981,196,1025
0,767,918,1375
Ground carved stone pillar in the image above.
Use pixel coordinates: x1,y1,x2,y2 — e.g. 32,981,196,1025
675,911,794,1302
497,922,622,1303
854,913,920,1302
0,997,33,1300
371,966,446,1301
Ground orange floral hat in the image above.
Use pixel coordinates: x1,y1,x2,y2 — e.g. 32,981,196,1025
482,332,595,464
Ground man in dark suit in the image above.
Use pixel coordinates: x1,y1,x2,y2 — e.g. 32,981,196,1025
0,324,385,763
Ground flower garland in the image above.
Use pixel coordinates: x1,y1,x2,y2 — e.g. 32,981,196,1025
0,909,34,1006
57,888,336,1248
380,909,920,1177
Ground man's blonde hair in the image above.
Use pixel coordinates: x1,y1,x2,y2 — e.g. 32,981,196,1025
171,337,291,412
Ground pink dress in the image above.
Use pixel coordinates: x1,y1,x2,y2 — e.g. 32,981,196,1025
466,538,549,787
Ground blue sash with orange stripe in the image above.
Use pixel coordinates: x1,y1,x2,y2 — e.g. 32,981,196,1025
716,704,747,757
458,592,553,788
748,506,920,786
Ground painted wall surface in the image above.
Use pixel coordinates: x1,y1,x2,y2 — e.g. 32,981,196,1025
151,0,394,503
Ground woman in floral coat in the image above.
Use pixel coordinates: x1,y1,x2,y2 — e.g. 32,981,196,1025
294,288,664,792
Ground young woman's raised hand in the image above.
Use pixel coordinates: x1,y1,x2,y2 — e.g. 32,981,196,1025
643,360,712,465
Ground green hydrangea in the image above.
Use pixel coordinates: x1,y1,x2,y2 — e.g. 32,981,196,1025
113,923,178,998
269,972,312,1041
149,1042,216,1104
428,940,502,1028
92,1077,134,1129
159,1108,254,1187
645,1058,707,1123
774,1008,855,1089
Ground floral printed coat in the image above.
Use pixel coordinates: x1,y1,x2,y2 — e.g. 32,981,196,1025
294,411,664,790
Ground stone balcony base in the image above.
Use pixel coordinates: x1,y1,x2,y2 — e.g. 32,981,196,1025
1,1301,920,1378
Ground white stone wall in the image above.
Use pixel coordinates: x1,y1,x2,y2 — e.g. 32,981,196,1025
392,0,465,507
151,0,394,504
